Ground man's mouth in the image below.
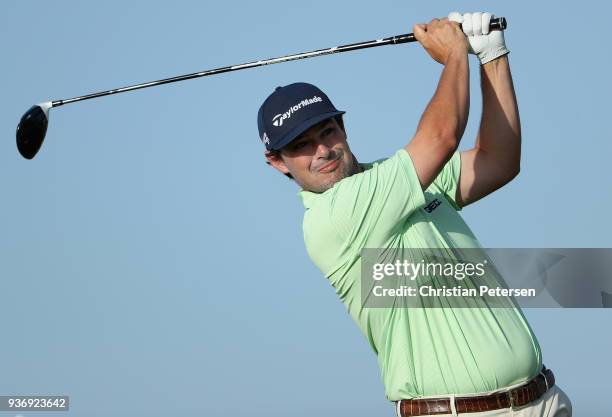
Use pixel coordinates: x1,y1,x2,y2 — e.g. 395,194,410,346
318,158,340,173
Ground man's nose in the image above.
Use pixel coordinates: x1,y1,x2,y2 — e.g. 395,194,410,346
314,141,331,158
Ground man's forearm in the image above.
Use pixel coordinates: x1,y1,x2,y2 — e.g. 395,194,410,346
407,19,470,190
476,56,521,175
416,51,470,146
407,50,469,190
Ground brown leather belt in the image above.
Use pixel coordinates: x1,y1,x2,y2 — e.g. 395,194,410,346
397,367,555,416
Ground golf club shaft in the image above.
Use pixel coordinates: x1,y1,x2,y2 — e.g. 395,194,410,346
52,17,506,107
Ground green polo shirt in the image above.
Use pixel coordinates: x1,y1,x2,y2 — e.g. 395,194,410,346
300,149,542,401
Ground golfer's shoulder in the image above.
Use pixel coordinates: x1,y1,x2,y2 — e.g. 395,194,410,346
362,148,417,177
342,149,420,195
337,149,411,190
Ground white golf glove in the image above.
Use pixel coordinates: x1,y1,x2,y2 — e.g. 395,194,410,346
448,12,509,65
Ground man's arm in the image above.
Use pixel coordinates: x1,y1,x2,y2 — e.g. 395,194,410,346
456,56,521,207
406,19,470,191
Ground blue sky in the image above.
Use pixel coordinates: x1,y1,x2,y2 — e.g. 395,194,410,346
1,1,610,416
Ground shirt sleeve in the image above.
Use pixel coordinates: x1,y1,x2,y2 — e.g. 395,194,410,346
431,151,462,211
326,148,426,246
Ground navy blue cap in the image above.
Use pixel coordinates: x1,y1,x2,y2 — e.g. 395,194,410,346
257,82,345,151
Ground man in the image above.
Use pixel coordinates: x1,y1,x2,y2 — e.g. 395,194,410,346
257,12,572,417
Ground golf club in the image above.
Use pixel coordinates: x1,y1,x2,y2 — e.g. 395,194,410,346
16,17,506,160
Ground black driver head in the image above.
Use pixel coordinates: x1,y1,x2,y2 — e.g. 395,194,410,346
16,103,50,159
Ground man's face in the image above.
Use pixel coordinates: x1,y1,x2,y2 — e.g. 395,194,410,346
266,118,360,193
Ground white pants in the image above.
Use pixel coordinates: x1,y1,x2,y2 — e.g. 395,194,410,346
396,385,572,417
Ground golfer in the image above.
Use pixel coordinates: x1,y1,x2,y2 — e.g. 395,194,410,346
257,12,572,417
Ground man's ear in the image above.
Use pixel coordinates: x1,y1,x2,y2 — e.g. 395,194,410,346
265,151,290,175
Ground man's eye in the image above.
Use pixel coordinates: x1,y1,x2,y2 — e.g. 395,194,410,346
293,141,308,150
323,128,335,136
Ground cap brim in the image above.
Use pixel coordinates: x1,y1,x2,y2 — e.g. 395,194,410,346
270,110,345,151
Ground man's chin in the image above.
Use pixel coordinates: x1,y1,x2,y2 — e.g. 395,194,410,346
311,168,351,192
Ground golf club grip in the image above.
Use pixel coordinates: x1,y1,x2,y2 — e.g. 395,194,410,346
391,17,507,44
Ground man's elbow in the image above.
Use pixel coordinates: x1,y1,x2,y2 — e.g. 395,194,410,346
500,161,520,185
498,139,521,185
508,142,522,182
436,132,461,154
509,164,520,181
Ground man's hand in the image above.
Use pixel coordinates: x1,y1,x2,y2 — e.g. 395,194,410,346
448,12,509,65
413,18,469,65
